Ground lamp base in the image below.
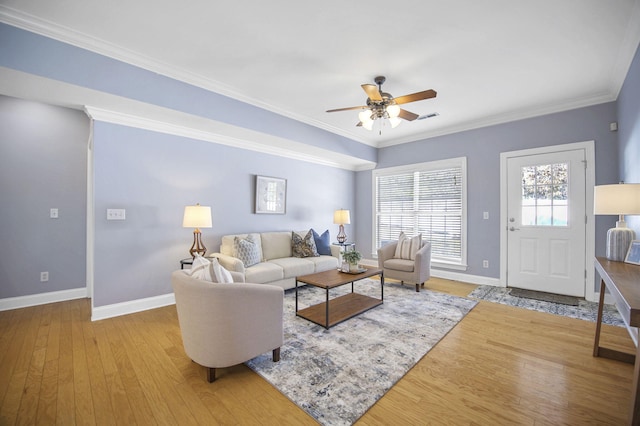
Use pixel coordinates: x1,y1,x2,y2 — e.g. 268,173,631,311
336,224,347,244
605,227,635,261
189,229,207,258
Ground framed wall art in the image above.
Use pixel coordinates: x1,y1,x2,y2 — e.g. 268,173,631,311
255,175,287,214
625,240,640,265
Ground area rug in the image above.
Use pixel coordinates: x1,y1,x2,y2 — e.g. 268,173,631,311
246,279,477,426
468,285,624,327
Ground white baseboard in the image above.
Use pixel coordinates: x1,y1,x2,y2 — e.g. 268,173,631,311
361,258,502,287
430,268,502,287
0,287,88,311
91,293,175,321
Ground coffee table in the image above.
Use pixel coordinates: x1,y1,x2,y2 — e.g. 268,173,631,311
295,267,384,329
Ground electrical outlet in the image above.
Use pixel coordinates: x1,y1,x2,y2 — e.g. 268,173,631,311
482,260,489,268
40,271,49,282
107,209,126,220
50,208,59,218
483,211,489,220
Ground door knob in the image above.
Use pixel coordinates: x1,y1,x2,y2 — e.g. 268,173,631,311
509,226,520,231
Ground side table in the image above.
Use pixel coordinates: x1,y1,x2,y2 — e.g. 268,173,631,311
180,258,194,269
332,242,356,251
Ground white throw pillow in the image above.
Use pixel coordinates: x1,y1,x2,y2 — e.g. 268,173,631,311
211,258,233,284
233,234,261,267
188,255,215,281
394,232,422,260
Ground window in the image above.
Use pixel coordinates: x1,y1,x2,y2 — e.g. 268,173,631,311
520,163,568,227
373,157,467,269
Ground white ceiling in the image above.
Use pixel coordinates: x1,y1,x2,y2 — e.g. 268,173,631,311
2,0,640,148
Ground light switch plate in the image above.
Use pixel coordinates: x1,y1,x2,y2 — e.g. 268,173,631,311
50,208,59,218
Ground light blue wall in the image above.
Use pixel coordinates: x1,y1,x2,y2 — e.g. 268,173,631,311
0,95,90,298
617,43,640,232
92,122,354,306
356,102,620,279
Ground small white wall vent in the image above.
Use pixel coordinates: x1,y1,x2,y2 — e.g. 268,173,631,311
417,112,439,120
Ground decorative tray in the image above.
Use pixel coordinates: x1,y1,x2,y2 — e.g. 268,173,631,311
338,267,367,274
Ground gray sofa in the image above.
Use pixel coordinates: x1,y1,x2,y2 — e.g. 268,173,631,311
210,231,341,290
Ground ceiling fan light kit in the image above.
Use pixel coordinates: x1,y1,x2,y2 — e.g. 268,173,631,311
327,76,437,133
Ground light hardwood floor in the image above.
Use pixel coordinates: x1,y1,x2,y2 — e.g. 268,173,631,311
0,278,635,425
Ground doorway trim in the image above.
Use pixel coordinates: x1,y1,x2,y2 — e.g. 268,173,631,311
499,141,596,302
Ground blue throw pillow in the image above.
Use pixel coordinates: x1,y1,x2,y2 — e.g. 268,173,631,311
312,228,331,255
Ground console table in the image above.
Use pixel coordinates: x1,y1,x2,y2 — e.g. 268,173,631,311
593,257,640,425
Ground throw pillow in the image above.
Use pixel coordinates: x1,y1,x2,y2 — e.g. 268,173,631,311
234,234,261,267
393,232,407,258
394,232,423,260
188,255,215,281
311,228,331,255
210,257,233,283
292,230,319,258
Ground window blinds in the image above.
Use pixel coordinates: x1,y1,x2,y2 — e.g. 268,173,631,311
375,164,464,264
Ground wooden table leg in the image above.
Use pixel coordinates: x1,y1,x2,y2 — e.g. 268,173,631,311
631,343,640,425
593,278,606,357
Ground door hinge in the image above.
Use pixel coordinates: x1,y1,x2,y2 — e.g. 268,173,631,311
585,269,587,279
585,215,588,224
582,159,587,169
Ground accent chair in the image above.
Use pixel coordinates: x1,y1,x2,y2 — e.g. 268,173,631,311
377,236,431,292
171,270,284,382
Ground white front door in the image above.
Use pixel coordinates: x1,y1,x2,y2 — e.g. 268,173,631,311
506,149,586,297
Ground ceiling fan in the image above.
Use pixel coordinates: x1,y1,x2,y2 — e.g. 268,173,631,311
326,76,437,131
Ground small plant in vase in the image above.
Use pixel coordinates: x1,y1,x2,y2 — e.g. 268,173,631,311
341,249,362,272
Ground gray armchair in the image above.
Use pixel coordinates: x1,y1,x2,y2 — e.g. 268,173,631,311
377,240,431,292
171,270,284,382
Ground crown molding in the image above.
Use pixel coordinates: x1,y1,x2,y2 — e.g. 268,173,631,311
0,6,377,148
84,106,376,171
376,92,617,148
0,65,375,171
3,3,637,150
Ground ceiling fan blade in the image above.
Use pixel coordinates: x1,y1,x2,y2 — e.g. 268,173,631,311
361,84,382,101
394,89,437,105
356,122,363,127
398,109,419,121
326,105,367,113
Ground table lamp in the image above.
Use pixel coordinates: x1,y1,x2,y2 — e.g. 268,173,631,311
594,183,640,261
333,209,351,244
183,204,212,258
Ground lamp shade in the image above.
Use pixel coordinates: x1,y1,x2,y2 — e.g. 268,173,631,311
183,204,212,228
333,209,351,225
594,183,640,261
594,184,640,215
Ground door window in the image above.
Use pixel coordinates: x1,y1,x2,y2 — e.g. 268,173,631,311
521,163,568,227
